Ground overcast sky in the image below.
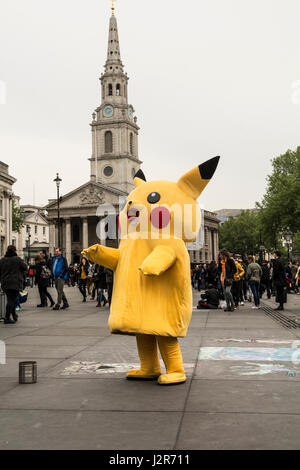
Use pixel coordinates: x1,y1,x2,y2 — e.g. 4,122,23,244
1,0,300,211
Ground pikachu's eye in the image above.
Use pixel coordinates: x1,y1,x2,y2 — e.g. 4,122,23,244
147,192,161,204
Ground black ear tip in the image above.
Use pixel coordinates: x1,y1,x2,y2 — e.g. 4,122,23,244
133,169,146,182
198,156,220,180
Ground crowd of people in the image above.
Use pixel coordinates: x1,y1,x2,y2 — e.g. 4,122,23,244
0,243,299,324
192,249,300,312
0,245,113,324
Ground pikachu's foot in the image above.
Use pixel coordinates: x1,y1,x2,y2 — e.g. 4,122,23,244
157,373,186,385
126,369,161,380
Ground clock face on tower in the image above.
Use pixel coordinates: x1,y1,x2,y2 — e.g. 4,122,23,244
103,105,114,118
128,107,133,119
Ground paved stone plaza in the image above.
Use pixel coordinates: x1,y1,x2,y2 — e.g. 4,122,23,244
0,286,300,450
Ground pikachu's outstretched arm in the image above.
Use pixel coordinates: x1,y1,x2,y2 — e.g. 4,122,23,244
81,244,120,271
139,245,176,276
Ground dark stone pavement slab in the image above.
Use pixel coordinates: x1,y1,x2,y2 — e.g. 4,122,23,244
5,344,88,359
0,377,190,412
5,335,101,347
0,410,182,450
26,327,110,337
176,412,300,450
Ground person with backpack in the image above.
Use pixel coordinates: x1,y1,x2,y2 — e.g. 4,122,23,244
51,247,69,310
35,254,55,308
246,255,262,309
0,245,28,324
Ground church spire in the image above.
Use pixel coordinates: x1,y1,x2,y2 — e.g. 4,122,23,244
105,7,124,73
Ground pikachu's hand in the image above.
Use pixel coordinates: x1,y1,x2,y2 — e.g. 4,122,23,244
81,248,91,259
139,245,176,276
81,244,120,271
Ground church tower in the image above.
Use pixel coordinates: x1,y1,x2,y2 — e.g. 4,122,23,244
90,5,142,194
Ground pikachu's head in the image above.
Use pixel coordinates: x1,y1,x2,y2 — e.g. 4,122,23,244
119,156,220,243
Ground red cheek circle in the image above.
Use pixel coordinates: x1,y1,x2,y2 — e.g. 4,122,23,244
150,207,171,229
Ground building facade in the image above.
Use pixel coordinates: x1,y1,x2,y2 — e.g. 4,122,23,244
20,206,49,263
188,210,220,264
0,162,17,257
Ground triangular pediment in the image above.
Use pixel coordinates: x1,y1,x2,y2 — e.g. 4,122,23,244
25,212,48,224
45,181,127,211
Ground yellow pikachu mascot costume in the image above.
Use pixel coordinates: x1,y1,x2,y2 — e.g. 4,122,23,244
82,156,220,385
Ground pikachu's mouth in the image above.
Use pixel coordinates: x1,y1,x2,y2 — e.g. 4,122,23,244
127,206,140,225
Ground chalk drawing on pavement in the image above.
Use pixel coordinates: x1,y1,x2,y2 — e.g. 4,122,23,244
230,362,298,376
61,361,195,376
212,339,295,345
199,347,298,362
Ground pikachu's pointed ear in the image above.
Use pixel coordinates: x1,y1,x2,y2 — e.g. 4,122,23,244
177,156,220,199
133,169,146,188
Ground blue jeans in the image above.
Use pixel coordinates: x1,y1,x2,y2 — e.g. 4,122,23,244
249,281,260,306
98,289,107,304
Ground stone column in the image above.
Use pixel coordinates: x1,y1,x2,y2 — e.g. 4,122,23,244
65,218,71,264
49,222,55,257
82,217,88,249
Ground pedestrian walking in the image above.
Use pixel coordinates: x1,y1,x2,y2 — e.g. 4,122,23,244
52,248,69,310
104,267,113,306
0,245,27,324
272,250,287,311
218,249,237,312
86,262,95,296
96,266,108,307
35,255,55,308
246,255,262,309
259,260,271,299
232,255,245,309
78,257,89,302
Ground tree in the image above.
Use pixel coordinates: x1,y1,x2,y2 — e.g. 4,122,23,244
219,210,260,256
256,147,300,249
12,199,25,233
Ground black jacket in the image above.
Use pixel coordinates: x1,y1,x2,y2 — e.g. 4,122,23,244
206,266,218,286
273,258,286,287
201,288,220,307
0,254,27,291
261,265,270,283
35,261,50,287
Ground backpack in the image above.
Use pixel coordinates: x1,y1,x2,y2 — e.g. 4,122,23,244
40,265,52,279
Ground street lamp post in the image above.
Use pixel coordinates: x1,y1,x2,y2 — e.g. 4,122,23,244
54,173,62,249
26,225,31,264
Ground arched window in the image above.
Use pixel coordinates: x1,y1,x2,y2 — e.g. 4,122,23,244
130,133,134,155
105,131,113,153
108,84,113,96
116,84,121,96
